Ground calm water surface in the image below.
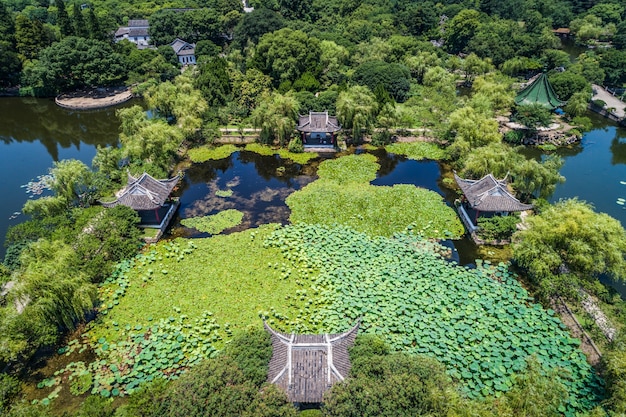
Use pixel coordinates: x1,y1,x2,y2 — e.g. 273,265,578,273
0,97,124,258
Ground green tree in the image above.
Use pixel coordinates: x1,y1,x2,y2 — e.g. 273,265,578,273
231,68,272,113
564,91,590,117
461,142,564,200
194,57,232,107
446,106,501,159
14,14,51,61
251,92,299,145
513,103,553,129
461,53,493,85
513,199,626,298
336,85,377,141
233,7,285,48
323,336,458,417
87,8,103,40
600,49,626,86
548,71,590,101
352,61,411,102
250,28,321,85
444,9,482,54
72,3,89,38
56,0,73,37
21,36,126,95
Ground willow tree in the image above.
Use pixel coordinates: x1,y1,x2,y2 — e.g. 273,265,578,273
461,142,564,200
251,92,299,145
513,199,626,298
336,85,377,141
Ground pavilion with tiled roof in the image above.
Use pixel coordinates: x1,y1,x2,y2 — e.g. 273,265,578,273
296,111,341,148
264,321,359,404
102,173,180,237
454,173,532,234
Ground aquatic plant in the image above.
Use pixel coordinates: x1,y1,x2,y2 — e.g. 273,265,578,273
187,144,238,162
265,223,604,413
215,189,233,197
181,209,243,234
385,142,448,161
244,143,318,164
287,154,462,238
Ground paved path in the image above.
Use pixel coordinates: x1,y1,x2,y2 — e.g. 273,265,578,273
592,84,626,119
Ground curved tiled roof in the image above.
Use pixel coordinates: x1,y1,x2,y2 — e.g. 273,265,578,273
265,321,359,403
454,173,533,212
101,172,179,210
297,111,341,133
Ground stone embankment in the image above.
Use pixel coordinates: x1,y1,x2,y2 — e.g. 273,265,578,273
55,87,133,110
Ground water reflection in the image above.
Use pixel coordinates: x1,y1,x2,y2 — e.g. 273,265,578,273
171,151,317,237
0,97,125,160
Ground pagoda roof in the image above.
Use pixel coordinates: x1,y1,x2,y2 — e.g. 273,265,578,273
514,73,565,110
265,321,359,403
297,111,341,133
102,172,179,211
454,173,533,212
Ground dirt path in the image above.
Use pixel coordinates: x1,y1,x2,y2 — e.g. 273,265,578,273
552,297,602,366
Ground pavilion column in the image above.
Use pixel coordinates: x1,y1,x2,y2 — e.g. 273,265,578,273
155,208,161,223
474,210,480,224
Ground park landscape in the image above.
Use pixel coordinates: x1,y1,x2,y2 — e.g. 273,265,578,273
3,0,626,416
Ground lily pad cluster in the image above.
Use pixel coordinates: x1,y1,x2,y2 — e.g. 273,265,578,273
286,153,463,239
265,223,604,414
181,209,244,234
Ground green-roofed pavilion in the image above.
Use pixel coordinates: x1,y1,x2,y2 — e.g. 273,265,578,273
514,73,565,110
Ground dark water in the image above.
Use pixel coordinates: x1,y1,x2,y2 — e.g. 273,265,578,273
171,151,318,237
0,97,125,258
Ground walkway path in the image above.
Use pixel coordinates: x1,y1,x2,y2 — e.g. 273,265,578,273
592,84,626,119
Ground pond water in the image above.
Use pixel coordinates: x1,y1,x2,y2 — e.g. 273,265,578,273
0,97,124,259
170,151,318,237
1,98,626,290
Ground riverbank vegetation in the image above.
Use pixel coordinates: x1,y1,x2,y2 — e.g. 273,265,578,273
3,0,626,415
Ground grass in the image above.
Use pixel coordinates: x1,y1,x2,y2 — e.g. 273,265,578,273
385,142,448,161
286,154,463,239
187,144,239,162
140,228,159,239
181,209,244,234
91,225,314,344
244,143,319,164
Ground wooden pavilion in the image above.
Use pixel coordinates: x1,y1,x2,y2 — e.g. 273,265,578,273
454,173,532,233
264,321,359,404
102,172,180,238
296,111,341,148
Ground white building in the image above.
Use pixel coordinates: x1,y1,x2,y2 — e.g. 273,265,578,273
170,38,196,65
115,19,150,48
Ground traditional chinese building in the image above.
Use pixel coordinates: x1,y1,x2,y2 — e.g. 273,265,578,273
102,173,180,238
170,38,196,65
296,111,341,148
514,73,565,110
265,321,359,404
114,19,151,48
454,173,533,233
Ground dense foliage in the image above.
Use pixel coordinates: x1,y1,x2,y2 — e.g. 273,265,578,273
266,224,603,412
513,199,626,298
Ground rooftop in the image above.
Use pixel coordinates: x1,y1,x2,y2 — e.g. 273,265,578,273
454,173,533,212
265,321,359,403
297,111,341,133
102,172,179,211
514,73,565,110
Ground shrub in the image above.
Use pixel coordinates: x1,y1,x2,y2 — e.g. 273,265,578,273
0,373,20,413
371,130,393,146
504,130,525,144
477,215,519,241
287,137,304,153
